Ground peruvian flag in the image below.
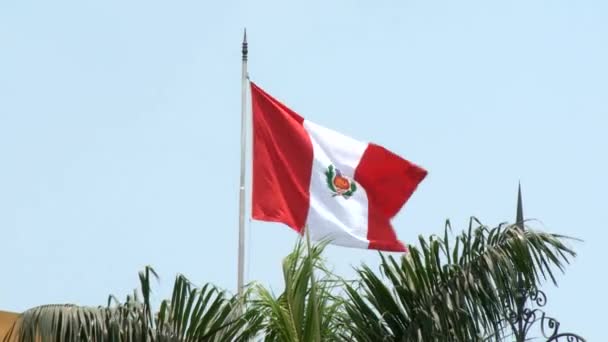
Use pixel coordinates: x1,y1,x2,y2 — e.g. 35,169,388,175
251,82,427,252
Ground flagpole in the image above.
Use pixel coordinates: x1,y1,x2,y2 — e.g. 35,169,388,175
237,29,248,296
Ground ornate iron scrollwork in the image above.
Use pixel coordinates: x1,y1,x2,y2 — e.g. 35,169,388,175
508,286,586,341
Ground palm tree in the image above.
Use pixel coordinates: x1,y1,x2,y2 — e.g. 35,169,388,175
2,219,578,341
247,239,343,342
339,218,576,341
2,267,258,342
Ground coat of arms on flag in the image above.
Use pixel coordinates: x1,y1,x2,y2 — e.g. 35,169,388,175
325,165,357,199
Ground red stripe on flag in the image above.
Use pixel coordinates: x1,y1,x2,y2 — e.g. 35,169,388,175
251,82,313,233
355,144,427,252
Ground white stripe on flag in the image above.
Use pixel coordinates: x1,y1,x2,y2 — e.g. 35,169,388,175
303,120,370,249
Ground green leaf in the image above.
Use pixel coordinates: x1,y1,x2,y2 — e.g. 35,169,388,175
339,219,579,341
325,164,337,193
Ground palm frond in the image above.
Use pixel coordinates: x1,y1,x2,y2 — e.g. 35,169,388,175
248,239,344,342
155,273,256,342
340,218,577,341
2,299,150,342
3,266,257,342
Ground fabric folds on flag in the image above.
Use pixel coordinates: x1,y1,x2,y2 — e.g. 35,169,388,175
251,82,427,252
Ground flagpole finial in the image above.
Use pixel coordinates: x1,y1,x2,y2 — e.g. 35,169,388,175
516,181,524,230
242,28,248,61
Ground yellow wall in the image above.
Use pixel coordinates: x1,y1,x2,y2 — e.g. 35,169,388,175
0,311,19,339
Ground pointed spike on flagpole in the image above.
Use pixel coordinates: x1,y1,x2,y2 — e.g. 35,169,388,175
242,28,248,61
516,181,524,230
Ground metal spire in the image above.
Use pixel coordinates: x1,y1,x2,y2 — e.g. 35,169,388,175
509,182,586,341
514,182,526,342
516,182,524,230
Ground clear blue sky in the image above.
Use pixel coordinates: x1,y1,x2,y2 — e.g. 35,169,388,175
1,0,605,339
